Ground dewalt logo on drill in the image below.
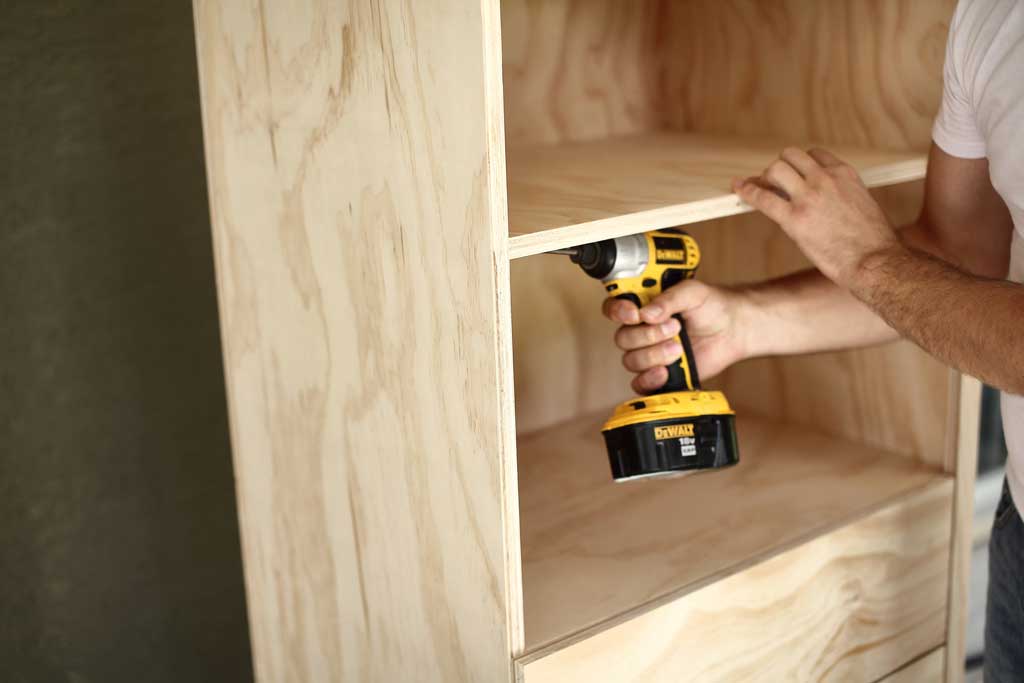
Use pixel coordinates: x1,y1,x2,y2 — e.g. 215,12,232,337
652,236,687,264
654,423,695,440
655,249,686,263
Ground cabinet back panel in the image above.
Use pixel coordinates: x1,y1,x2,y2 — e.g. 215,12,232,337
501,0,954,152
661,0,953,150
501,0,665,147
511,182,954,466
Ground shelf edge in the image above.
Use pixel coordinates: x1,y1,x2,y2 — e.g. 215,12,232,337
508,157,926,260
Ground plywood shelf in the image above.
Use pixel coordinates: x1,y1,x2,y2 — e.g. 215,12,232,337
506,132,926,259
517,408,950,652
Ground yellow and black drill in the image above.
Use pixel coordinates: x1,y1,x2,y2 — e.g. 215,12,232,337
551,228,740,481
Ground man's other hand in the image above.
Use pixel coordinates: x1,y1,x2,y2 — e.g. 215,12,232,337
732,148,905,288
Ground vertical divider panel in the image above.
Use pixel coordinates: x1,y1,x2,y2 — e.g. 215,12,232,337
192,1,518,680
945,375,982,682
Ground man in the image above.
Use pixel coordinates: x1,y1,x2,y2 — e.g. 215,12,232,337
604,0,1024,678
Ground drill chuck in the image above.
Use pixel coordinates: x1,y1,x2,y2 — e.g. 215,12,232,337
568,240,617,279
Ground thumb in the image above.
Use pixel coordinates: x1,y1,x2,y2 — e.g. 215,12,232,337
639,279,710,324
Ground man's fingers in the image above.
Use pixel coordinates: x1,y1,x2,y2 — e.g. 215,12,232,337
780,147,823,178
762,159,805,198
639,279,709,324
622,338,683,373
807,147,842,168
602,297,640,324
733,177,792,225
632,367,669,394
614,318,681,351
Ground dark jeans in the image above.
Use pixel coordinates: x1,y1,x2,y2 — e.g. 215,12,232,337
986,479,1024,681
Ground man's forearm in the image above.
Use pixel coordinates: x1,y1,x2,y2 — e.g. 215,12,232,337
853,244,1024,395
740,268,897,357
734,218,977,361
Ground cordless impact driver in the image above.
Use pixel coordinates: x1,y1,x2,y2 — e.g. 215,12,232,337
551,229,740,481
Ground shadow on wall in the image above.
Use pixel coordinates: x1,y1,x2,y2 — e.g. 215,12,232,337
0,2,252,682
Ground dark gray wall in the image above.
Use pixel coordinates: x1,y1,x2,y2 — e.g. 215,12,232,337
1,3,252,682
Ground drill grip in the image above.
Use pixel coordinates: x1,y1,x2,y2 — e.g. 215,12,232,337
666,313,701,392
615,294,701,393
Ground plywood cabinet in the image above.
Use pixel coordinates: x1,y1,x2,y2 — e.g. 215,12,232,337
192,0,977,681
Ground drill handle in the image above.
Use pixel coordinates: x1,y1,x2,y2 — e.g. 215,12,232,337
615,294,701,393
665,313,701,393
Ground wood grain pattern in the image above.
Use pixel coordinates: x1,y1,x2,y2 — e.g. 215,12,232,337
945,376,982,683
882,648,945,683
661,0,954,150
517,409,949,650
500,0,663,147
507,132,925,258
518,481,952,682
192,1,518,680
500,0,953,151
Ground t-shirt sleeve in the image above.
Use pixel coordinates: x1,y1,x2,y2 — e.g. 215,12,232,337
932,0,988,159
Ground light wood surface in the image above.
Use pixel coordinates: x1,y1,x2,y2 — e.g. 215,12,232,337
883,648,946,683
501,0,662,147
518,481,952,682
945,376,982,683
660,0,953,150
192,1,518,681
517,409,949,650
500,0,952,151
507,132,925,258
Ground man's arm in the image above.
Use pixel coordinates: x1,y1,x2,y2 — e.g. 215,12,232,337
734,143,1021,393
740,143,1014,358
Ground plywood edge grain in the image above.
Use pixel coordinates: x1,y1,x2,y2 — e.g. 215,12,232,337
944,375,982,683
880,647,946,683
518,480,953,682
508,149,925,259
481,0,524,660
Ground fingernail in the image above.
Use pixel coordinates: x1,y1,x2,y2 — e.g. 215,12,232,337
666,342,683,357
661,320,679,335
644,304,663,318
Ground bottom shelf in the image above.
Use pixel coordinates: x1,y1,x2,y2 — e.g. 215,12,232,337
517,409,951,651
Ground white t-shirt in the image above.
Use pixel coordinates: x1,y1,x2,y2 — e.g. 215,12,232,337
932,0,1024,510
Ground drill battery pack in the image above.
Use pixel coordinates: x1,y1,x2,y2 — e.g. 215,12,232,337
602,390,740,481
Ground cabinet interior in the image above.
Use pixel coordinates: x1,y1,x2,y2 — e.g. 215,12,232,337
501,0,957,653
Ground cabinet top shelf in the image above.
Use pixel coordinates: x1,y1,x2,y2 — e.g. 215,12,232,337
506,133,925,259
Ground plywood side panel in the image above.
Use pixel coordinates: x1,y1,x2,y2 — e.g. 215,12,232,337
501,0,664,147
662,0,954,150
519,481,952,682
511,253,631,436
192,1,517,681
